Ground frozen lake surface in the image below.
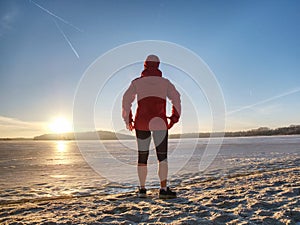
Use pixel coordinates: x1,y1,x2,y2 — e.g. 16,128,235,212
0,135,299,203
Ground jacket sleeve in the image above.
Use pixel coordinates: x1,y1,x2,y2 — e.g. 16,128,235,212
122,81,136,124
167,81,181,123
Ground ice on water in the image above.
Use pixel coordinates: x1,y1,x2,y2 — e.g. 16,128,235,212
0,135,299,203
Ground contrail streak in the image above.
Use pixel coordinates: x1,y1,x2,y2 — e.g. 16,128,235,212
30,0,82,32
53,19,79,58
227,88,300,116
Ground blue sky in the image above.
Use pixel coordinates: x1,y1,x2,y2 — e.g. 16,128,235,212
1,0,300,137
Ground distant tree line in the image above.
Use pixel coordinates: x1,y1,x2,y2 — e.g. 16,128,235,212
224,125,300,137
33,130,134,140
169,125,300,139
1,125,300,141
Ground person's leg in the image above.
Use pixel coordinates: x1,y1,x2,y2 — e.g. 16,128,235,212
136,130,151,189
152,130,168,190
159,160,168,189
153,130,176,199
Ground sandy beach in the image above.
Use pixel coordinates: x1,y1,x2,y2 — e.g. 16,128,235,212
1,166,299,225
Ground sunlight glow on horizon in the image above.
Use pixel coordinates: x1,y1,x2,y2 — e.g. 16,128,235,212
48,117,73,134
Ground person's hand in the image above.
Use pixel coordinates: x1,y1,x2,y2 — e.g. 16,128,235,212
168,120,175,130
126,122,134,131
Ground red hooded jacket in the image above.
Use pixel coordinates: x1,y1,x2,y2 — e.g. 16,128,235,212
122,55,181,131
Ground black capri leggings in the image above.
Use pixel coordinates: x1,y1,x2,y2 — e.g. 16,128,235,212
136,130,168,164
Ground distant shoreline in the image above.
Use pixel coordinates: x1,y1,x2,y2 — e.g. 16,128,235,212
1,125,299,141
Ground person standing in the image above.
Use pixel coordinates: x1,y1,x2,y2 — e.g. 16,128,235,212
122,55,181,199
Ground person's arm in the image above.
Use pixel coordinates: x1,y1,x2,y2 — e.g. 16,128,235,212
167,81,181,129
122,81,136,130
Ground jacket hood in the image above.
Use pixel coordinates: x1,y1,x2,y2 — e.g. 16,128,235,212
141,54,162,77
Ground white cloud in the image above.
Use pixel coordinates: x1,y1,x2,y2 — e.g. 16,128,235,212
0,115,47,138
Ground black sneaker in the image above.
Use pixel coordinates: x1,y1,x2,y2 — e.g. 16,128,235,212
159,187,177,199
137,188,147,198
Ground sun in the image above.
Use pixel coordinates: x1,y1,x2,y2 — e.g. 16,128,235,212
48,117,72,134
